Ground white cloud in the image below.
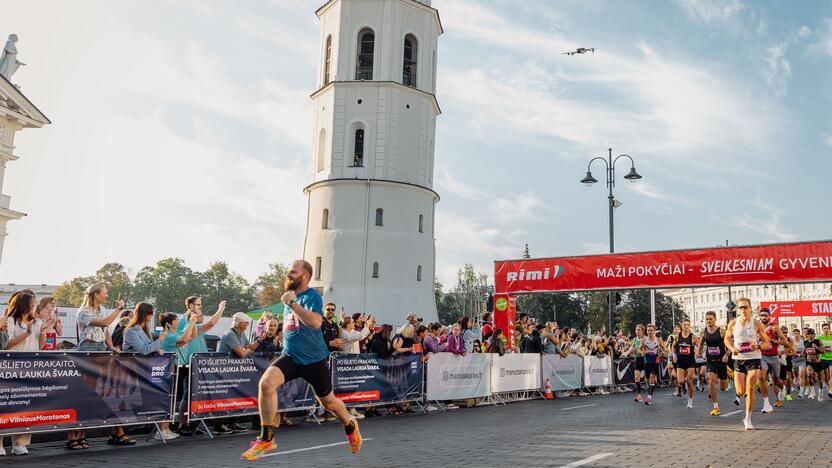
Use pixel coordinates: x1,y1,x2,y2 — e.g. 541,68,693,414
797,25,813,38
435,167,489,201
581,243,609,255
673,0,747,27
625,182,673,201
0,1,314,284
760,43,792,99
822,132,832,148
810,19,832,56
438,5,780,166
734,192,799,243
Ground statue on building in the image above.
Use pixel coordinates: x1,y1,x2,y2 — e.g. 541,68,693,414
0,34,25,80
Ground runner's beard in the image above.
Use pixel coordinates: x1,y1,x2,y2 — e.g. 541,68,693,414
284,276,302,291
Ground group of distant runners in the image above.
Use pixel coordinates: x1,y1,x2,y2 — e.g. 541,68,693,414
628,297,832,430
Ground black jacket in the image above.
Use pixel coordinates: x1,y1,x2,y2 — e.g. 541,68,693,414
368,334,393,359
322,318,340,352
523,330,543,354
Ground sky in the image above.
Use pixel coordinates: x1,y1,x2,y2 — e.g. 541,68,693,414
1,0,831,289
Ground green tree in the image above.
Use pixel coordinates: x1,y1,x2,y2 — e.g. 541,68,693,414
434,279,455,325
200,261,256,316
254,263,289,307
579,291,614,334
93,262,131,306
618,290,685,336
52,276,93,307
515,293,585,328
132,258,203,314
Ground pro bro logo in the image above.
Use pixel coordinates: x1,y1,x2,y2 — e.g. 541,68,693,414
505,265,564,282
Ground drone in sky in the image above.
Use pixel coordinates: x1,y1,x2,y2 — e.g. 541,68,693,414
562,47,596,56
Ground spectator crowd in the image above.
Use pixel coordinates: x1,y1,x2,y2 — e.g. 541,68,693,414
0,283,645,457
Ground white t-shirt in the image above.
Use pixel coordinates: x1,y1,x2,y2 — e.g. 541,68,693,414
7,318,42,351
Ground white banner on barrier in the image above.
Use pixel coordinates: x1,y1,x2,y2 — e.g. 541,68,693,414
583,355,612,387
491,353,541,393
541,354,582,391
426,353,492,401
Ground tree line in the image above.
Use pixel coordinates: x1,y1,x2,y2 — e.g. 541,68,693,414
52,259,290,316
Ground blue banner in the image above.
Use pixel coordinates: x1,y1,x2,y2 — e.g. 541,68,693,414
188,353,315,420
0,352,176,435
330,353,423,407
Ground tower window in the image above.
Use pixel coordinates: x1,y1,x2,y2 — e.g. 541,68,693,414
417,265,422,282
317,128,326,172
315,257,322,280
353,129,364,167
375,208,383,226
322,208,329,229
418,214,423,233
403,34,417,87
324,35,332,85
372,262,379,278
356,28,374,80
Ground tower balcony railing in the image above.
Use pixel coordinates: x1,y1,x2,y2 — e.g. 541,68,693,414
355,67,373,81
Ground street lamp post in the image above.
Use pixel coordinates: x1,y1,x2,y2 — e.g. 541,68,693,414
580,148,643,332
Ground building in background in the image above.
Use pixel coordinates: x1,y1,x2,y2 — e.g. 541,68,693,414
663,282,832,332
301,0,442,324
0,36,50,266
0,283,59,306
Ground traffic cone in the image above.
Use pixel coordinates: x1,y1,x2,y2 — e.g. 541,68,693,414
545,378,553,400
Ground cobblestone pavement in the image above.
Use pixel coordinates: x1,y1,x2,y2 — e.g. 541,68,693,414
2,389,831,467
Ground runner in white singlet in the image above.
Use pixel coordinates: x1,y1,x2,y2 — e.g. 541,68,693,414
724,298,772,431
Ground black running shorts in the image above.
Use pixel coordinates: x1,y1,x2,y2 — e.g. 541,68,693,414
634,356,645,372
676,359,695,370
809,361,824,373
734,358,761,374
644,362,659,377
779,359,789,380
272,355,332,397
706,361,728,380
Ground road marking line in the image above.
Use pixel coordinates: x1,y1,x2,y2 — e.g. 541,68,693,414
557,453,613,467
560,404,597,411
260,438,373,457
720,409,743,417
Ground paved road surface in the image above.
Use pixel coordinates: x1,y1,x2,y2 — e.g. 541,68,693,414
3,389,831,467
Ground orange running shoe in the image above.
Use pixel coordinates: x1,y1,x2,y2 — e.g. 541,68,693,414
346,419,362,454
241,438,277,461
774,400,783,407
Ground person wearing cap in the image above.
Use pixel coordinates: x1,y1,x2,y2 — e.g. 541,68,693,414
219,312,260,358
404,313,421,331
216,312,260,434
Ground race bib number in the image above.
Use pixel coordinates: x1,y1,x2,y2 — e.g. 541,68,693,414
738,342,754,353
284,312,300,332
647,349,657,355
825,346,832,353
796,350,803,357
678,345,691,356
707,346,721,356
806,348,816,356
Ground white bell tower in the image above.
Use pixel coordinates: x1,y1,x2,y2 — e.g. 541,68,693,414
302,0,442,324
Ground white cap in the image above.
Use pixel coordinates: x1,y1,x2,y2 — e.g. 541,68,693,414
232,312,252,325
